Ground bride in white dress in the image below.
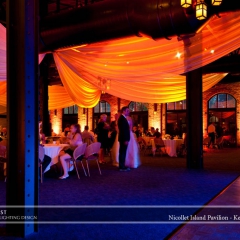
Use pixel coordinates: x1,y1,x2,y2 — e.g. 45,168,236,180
111,116,141,168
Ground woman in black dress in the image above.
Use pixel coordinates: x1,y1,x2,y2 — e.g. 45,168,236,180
96,114,109,164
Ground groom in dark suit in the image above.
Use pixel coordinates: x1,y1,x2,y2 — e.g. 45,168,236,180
118,106,130,171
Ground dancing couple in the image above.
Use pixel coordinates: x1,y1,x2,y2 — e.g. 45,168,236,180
112,106,140,171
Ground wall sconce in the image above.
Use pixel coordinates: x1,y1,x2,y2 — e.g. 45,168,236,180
83,108,86,115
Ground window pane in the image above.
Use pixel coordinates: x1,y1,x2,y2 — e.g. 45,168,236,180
69,106,73,114
175,101,183,110
209,95,217,109
106,103,111,112
182,100,186,110
74,105,78,114
129,102,135,111
227,94,236,108
100,102,105,113
218,94,227,108
167,102,175,110
64,108,68,114
94,104,99,113
141,103,148,111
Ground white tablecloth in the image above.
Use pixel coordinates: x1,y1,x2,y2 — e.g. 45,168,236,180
163,139,183,157
43,144,69,172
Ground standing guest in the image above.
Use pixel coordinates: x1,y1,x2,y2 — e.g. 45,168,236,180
96,114,109,164
82,125,94,145
118,106,131,171
108,121,118,150
39,129,46,144
208,122,216,148
58,124,83,179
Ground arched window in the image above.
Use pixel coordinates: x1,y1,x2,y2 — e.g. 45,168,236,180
209,93,236,109
208,94,236,146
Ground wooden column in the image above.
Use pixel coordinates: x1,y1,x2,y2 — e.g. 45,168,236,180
186,68,203,169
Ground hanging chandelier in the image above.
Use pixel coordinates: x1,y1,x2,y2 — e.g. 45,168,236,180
181,0,222,20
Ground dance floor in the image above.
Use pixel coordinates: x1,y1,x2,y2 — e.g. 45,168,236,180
0,147,240,240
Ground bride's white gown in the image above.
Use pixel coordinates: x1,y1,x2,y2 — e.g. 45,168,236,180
111,130,141,169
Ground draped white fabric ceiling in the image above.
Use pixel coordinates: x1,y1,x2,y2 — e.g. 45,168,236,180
0,10,240,112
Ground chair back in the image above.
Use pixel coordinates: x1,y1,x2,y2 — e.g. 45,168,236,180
83,138,93,146
154,138,165,146
39,145,45,162
73,143,87,160
85,142,101,159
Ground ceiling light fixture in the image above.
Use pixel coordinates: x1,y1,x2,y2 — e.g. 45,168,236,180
181,0,222,20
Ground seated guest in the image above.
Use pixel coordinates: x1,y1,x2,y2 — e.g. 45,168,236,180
147,127,155,136
63,124,70,136
82,125,94,145
153,128,161,138
58,124,83,179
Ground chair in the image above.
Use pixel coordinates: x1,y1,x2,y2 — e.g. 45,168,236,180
39,145,45,183
138,137,152,155
70,143,87,179
203,137,211,148
0,145,6,182
213,136,224,149
84,142,102,177
154,138,166,156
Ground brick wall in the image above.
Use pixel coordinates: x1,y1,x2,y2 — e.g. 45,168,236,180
148,103,161,132
49,109,62,135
